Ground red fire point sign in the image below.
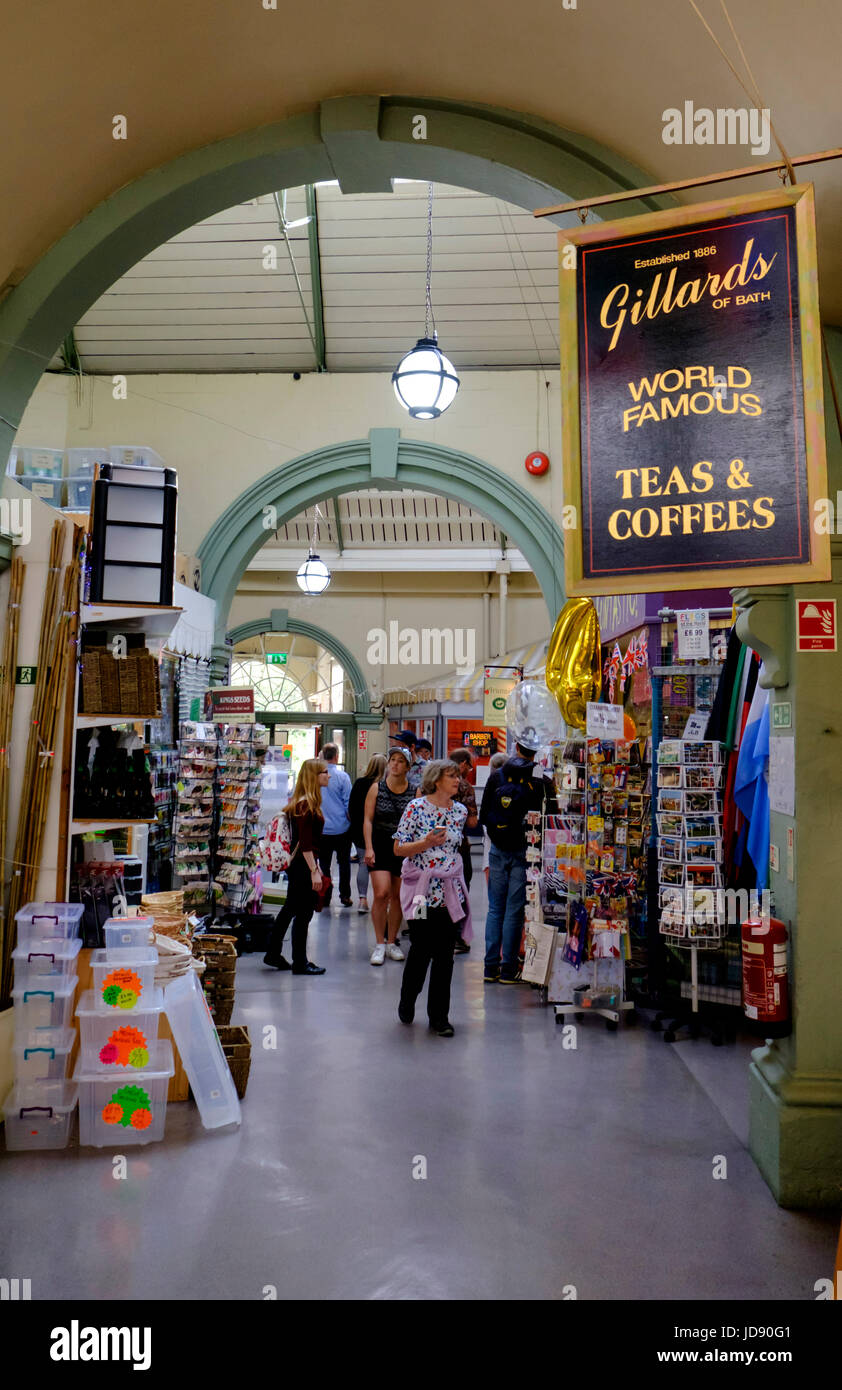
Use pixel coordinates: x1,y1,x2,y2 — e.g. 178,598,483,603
796,600,837,652
358,730,367,751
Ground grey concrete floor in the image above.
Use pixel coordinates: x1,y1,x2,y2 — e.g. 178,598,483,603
1,876,838,1301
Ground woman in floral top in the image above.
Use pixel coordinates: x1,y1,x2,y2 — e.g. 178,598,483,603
394,760,472,1037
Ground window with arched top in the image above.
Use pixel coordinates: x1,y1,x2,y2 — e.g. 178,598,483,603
229,631,351,714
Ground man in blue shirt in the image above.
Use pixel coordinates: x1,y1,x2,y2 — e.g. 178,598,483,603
318,742,353,908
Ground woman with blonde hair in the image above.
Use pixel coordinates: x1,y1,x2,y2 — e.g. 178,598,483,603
363,747,414,965
348,752,387,912
263,758,329,976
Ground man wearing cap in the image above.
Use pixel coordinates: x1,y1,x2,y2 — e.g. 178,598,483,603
397,729,425,793
479,737,548,982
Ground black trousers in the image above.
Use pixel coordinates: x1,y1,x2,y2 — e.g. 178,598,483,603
267,855,316,969
399,905,457,1027
319,830,352,904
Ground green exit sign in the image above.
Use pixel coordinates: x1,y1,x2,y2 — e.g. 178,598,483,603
772,702,792,729
16,665,36,685
267,653,288,666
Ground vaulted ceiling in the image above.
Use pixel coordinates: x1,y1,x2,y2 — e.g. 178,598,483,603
57,181,560,374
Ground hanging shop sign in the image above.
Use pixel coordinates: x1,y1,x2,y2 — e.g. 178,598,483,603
585,702,624,739
462,730,498,757
203,686,255,723
483,670,520,725
676,609,710,660
559,184,829,595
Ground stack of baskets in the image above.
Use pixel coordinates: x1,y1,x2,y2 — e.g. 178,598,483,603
216,1025,251,1098
192,934,237,1025
141,890,191,944
79,647,161,716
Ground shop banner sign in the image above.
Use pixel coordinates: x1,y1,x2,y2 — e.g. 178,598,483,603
463,730,498,757
676,609,710,660
483,671,519,725
204,686,255,723
559,185,829,595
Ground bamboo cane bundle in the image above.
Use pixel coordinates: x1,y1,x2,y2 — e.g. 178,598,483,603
1,519,68,998
0,553,25,999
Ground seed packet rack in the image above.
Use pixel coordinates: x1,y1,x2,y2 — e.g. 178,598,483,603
213,723,269,914
656,738,727,1021
173,721,217,910
544,736,647,1029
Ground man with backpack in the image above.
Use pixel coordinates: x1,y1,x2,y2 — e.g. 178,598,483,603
479,737,549,983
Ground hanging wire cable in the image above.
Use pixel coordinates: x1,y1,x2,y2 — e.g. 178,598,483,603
424,182,436,340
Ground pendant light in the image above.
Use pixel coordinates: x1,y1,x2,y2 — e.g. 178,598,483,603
392,183,460,420
296,504,332,594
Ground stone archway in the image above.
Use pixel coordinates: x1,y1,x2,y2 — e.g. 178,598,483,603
0,94,670,466
198,429,568,676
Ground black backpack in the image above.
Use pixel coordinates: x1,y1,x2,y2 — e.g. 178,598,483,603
483,759,544,852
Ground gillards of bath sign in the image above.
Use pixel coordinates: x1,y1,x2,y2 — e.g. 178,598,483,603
558,185,829,594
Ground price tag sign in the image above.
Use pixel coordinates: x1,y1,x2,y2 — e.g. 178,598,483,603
676,610,710,660
682,713,709,740
586,702,624,739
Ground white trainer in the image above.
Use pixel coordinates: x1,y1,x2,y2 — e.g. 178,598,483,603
370,943,386,966
386,943,405,962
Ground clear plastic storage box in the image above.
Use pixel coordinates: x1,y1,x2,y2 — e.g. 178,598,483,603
90,947,157,1011
14,902,84,946
18,475,63,506
104,917,155,952
75,1041,174,1147
108,445,165,472
13,1026,75,1081
164,971,241,1130
11,976,78,1030
18,446,63,475
12,937,82,983
3,1080,77,1151
76,987,163,1071
65,478,93,510
66,447,109,476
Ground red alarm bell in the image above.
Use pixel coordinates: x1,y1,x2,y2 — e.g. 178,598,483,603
525,450,550,476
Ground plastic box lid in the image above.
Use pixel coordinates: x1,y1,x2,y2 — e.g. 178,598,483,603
12,975,78,1004
3,1079,78,1119
13,1026,75,1057
90,947,158,967
15,902,84,929
13,938,82,964
76,986,164,1018
73,1039,174,1083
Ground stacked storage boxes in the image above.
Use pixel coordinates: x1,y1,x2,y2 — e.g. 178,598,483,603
74,919,174,1146
16,447,65,507
3,903,83,1149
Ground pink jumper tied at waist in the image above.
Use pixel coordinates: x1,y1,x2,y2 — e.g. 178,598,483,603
399,859,473,942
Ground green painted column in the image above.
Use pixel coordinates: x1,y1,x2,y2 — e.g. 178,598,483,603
740,327,842,1207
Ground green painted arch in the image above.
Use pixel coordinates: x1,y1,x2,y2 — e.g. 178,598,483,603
227,614,372,715
198,431,567,652
0,93,675,464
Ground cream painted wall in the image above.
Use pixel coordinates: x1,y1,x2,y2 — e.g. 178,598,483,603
15,370,563,558
231,570,547,708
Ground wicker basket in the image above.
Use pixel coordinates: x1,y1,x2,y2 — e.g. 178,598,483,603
118,653,140,712
80,651,102,712
217,1024,251,1098
99,652,121,711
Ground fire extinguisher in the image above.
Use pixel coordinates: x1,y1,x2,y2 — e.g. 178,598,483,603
740,914,791,1037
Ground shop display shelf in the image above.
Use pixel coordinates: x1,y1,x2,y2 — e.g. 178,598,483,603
13,1027,76,1082
12,975,79,1030
76,987,164,1072
3,1080,78,1151
12,937,82,984
75,1041,174,1147
70,818,156,835
15,902,84,945
76,713,161,729
90,948,158,1011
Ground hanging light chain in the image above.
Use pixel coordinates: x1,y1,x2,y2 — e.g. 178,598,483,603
424,182,436,340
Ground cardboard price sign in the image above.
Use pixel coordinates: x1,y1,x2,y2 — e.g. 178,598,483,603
559,185,829,595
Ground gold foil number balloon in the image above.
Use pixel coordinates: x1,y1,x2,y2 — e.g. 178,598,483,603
546,598,602,731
